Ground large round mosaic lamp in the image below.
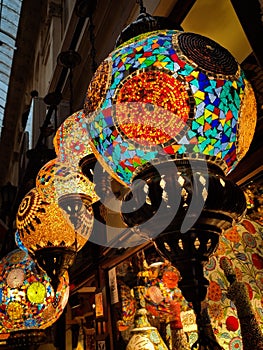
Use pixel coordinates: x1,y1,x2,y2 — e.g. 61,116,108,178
16,187,89,290
83,23,257,348
0,248,69,349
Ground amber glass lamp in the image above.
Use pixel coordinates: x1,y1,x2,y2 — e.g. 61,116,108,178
16,187,88,290
83,18,257,349
0,248,69,349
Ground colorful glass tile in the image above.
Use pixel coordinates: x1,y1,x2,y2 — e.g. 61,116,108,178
0,249,69,332
53,110,93,168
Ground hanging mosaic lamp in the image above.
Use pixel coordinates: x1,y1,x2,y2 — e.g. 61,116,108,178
53,110,125,230
36,157,98,204
83,29,257,186
16,187,88,291
36,157,98,239
0,248,69,349
53,109,95,171
83,12,257,349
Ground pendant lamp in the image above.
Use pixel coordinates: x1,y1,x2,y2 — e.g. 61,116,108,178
16,187,86,291
0,248,69,349
82,10,257,348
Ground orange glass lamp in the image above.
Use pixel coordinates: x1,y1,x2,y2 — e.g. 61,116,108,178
53,109,95,171
16,187,89,291
0,248,69,349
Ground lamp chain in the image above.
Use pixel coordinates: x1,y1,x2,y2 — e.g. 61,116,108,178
89,14,97,73
136,0,146,14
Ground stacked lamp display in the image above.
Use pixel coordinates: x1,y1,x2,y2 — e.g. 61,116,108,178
8,8,258,350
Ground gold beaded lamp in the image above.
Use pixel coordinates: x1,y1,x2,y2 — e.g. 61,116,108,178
0,248,69,349
36,158,98,203
16,187,88,290
36,157,98,245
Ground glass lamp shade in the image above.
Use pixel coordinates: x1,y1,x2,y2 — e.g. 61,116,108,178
84,30,257,185
36,157,99,205
16,187,89,253
0,248,69,333
53,110,94,169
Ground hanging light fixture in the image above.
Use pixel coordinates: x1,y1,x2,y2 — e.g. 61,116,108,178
36,157,99,205
16,187,87,291
36,157,98,243
53,109,95,171
82,5,257,348
126,285,169,350
0,248,69,349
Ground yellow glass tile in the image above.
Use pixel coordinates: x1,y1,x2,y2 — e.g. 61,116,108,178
194,90,205,100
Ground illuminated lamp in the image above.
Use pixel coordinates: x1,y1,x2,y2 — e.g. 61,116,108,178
53,110,94,170
0,248,69,349
35,157,99,249
53,110,128,233
83,21,257,349
16,187,88,291
83,30,256,186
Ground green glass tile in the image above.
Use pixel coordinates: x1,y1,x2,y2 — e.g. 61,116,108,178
189,78,199,88
188,130,197,138
193,145,200,152
210,138,217,145
196,116,205,126
194,97,204,106
211,128,219,137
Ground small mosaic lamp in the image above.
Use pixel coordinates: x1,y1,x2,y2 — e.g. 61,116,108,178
0,248,69,349
36,158,99,204
16,187,89,290
53,110,95,170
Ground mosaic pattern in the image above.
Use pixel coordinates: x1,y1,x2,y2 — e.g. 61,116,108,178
16,188,87,253
53,110,93,169
84,58,112,116
236,83,257,160
115,70,190,145
204,219,263,349
0,249,69,332
84,30,257,185
36,158,99,205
